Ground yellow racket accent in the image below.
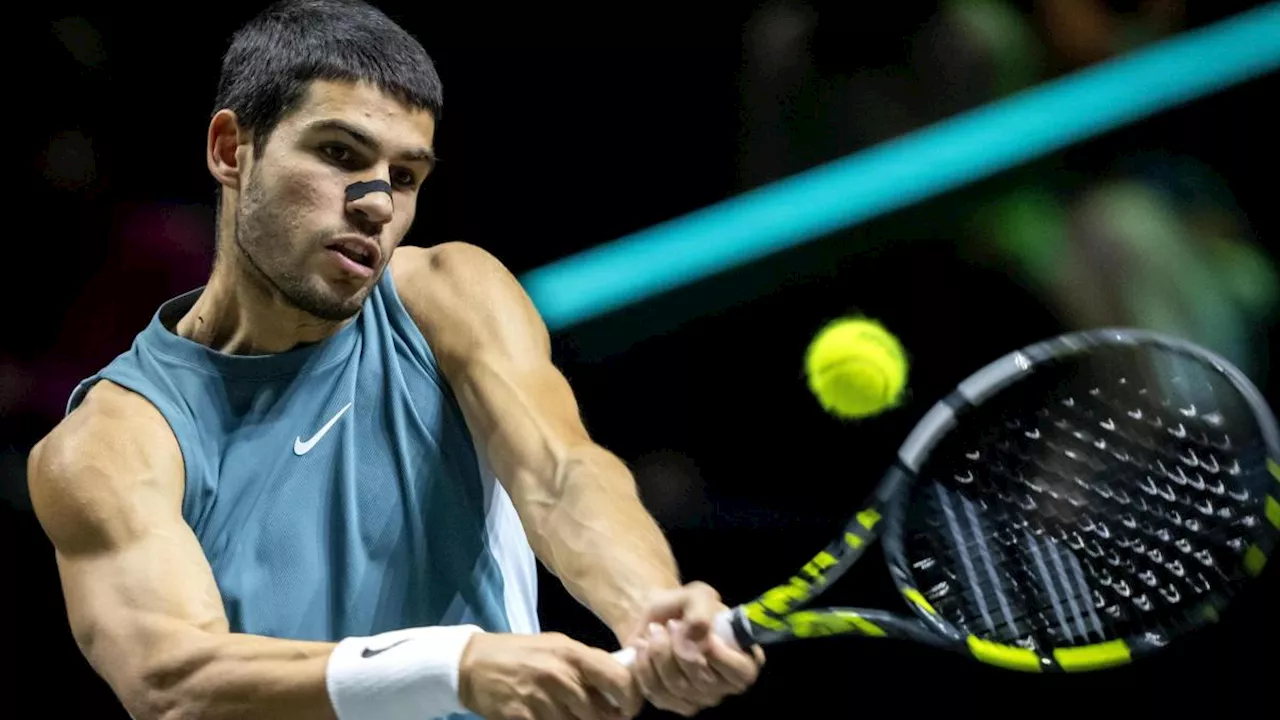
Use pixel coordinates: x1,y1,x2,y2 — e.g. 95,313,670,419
755,579,813,615
1243,545,1268,577
1054,640,1132,672
800,552,840,580
966,637,1042,672
902,588,938,616
784,610,887,638
743,603,787,631
857,509,881,530
1265,495,1280,530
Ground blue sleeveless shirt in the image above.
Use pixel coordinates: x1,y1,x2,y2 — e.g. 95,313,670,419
66,269,539,645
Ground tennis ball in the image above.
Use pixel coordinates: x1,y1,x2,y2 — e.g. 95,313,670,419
804,317,908,420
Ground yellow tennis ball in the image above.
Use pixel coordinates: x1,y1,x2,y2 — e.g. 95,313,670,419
804,317,908,420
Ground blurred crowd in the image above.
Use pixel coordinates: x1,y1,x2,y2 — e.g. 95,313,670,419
2,15,215,507
4,0,1277,517
739,0,1277,380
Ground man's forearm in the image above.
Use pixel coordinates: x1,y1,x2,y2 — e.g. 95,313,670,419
115,623,481,720
112,631,337,720
526,443,683,642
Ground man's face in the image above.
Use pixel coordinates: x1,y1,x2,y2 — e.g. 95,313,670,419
234,80,437,321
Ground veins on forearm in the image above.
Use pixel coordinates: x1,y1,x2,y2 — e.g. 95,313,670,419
525,446,681,634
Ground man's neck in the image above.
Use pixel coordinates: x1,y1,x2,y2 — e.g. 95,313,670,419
175,251,346,356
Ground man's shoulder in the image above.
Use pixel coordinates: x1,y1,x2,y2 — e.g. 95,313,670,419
390,243,539,324
29,381,182,522
388,242,549,365
29,380,186,555
390,241,513,290
38,381,178,463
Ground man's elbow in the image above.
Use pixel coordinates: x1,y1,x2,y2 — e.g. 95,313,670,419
76,623,219,720
134,646,220,720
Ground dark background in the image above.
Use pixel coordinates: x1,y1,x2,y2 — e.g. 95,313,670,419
4,0,1277,716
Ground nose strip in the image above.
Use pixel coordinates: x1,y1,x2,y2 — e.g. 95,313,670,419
345,179,393,203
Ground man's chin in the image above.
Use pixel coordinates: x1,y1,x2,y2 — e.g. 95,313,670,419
287,280,372,323
310,300,364,322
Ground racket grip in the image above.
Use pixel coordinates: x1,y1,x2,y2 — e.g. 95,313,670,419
610,608,739,667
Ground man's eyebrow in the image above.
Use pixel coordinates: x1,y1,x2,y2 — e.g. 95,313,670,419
305,118,437,166
399,146,438,165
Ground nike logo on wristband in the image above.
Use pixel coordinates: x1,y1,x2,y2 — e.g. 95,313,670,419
361,638,411,658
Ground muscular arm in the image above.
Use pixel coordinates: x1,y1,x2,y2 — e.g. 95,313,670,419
392,244,682,643
28,382,337,720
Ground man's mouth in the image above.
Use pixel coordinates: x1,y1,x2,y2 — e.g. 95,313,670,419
327,237,379,268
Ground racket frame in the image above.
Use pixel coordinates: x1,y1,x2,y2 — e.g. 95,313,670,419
727,328,1280,673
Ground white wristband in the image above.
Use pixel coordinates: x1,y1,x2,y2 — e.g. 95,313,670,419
325,624,484,720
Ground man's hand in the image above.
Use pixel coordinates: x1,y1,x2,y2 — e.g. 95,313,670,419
623,582,764,717
458,632,642,720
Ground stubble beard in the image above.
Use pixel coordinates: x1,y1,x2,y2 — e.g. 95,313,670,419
233,173,369,322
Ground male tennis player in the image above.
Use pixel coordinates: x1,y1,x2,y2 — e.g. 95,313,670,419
25,1,762,718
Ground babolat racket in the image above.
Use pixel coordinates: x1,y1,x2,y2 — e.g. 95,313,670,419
615,328,1280,672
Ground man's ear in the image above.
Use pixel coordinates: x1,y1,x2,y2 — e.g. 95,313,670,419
207,109,251,190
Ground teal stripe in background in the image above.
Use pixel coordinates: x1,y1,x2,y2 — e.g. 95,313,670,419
520,3,1280,331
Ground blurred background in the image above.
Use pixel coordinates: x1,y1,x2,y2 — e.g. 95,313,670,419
4,0,1277,715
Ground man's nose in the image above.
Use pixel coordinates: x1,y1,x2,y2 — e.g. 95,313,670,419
345,178,394,227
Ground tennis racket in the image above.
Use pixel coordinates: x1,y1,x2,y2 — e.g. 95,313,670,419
614,328,1280,672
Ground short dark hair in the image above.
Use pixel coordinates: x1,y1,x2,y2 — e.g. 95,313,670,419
213,0,443,158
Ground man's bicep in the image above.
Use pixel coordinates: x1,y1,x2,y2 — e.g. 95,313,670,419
28,383,229,694
451,351,593,482
395,244,593,467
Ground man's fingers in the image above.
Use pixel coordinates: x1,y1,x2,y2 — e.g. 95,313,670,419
676,583,722,642
637,623,701,716
553,669,602,720
647,623,698,694
637,582,722,631
575,646,641,717
668,620,720,689
636,646,700,717
630,639,660,702
703,632,761,694
638,590,691,625
527,688,575,720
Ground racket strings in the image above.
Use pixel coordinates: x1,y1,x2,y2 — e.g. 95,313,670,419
912,488,1109,645
902,348,1272,651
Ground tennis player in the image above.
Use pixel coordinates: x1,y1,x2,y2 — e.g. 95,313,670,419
25,1,762,718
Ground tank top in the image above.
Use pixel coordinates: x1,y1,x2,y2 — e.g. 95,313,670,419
66,269,539,643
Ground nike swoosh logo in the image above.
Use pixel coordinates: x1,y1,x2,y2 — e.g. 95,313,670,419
293,402,353,456
361,638,410,658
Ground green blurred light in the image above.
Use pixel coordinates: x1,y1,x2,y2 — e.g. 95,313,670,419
521,3,1280,331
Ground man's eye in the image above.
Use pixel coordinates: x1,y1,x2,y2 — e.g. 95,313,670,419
322,144,352,162
393,170,417,187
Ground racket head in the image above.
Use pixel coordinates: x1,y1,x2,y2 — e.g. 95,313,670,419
880,328,1280,672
